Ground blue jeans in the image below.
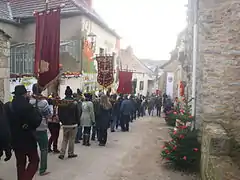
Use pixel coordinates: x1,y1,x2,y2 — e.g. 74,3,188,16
75,126,82,142
111,115,118,131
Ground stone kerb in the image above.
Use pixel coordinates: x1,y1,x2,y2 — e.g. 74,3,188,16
201,123,240,180
206,156,240,180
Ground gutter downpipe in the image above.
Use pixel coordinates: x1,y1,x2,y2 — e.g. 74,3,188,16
191,0,199,129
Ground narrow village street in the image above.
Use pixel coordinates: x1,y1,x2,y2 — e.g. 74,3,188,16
0,116,198,180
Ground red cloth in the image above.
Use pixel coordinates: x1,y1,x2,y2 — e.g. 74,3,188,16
179,81,185,96
117,71,133,94
34,8,61,89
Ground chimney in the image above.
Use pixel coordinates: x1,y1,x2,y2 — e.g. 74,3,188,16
126,46,133,55
85,0,92,8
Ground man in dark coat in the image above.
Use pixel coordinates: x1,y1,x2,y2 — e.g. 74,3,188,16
156,96,163,117
91,95,100,140
5,85,42,180
0,101,12,161
136,96,142,118
120,95,134,131
116,95,123,129
129,95,137,121
58,87,80,159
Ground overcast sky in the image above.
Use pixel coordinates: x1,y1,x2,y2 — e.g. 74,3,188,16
93,0,187,60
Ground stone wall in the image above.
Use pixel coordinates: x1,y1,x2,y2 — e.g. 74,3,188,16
198,0,240,179
0,30,10,103
199,0,240,140
201,123,239,180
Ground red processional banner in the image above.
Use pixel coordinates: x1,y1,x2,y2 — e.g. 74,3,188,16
34,8,61,89
117,71,133,94
96,55,114,88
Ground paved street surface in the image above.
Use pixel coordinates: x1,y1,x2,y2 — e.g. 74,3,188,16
0,116,198,180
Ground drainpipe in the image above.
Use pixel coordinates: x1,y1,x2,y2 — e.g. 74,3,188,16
191,0,199,128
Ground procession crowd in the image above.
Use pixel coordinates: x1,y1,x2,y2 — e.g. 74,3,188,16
0,84,170,180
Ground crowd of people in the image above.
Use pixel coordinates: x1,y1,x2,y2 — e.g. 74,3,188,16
0,84,171,180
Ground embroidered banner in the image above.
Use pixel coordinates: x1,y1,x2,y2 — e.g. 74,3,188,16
96,55,114,88
34,8,61,89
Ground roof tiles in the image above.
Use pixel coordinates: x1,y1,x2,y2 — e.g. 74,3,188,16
0,1,13,21
10,0,80,17
0,0,119,38
119,48,153,74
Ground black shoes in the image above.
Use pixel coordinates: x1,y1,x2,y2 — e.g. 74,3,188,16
58,155,64,160
83,135,91,146
48,149,53,153
49,148,60,153
53,149,60,154
68,154,78,158
58,154,78,160
75,140,81,144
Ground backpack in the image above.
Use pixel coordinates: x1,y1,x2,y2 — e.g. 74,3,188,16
31,99,43,129
9,99,42,130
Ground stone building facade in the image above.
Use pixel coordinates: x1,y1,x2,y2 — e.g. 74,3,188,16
198,1,240,179
159,30,189,99
182,0,240,179
118,47,155,96
0,30,10,103
158,58,180,98
0,0,120,97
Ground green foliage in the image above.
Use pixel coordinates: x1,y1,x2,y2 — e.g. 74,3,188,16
82,56,96,73
165,112,177,126
161,99,200,171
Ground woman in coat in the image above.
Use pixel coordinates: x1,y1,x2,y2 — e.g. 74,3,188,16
97,95,112,146
80,93,95,146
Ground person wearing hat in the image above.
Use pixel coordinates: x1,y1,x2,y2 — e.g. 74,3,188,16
29,84,52,176
4,85,42,180
58,86,80,159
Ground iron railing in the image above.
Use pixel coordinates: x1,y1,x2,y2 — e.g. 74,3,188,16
10,40,79,74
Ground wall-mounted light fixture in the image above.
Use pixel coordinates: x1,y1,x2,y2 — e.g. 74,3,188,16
87,32,97,53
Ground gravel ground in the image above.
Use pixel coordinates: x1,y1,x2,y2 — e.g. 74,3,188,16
109,116,199,180
0,116,199,180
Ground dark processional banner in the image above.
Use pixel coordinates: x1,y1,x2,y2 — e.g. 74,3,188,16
96,55,114,88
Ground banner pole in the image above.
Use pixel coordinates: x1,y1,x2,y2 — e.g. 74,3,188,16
103,55,106,92
45,0,49,10
36,0,49,92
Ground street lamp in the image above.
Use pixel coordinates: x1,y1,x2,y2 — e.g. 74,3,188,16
80,31,97,73
87,32,97,53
